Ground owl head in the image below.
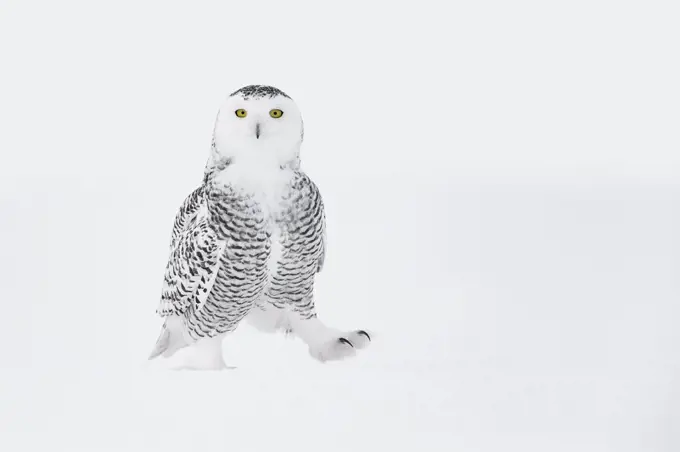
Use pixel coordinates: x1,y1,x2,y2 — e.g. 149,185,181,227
211,85,304,169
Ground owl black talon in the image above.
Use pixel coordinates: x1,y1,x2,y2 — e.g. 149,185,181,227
356,330,371,341
338,337,354,347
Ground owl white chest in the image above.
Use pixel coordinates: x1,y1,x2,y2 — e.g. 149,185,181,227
267,226,283,276
214,160,292,209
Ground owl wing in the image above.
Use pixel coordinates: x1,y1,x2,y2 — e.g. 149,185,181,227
303,176,326,273
317,208,326,273
156,188,225,317
169,186,204,252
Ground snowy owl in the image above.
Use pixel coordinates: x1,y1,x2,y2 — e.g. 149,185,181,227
148,85,371,369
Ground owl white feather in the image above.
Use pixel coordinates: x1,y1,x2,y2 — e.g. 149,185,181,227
148,85,371,369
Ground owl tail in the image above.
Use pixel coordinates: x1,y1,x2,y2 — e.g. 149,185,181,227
148,317,188,360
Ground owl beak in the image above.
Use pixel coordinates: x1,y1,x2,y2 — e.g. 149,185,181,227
255,123,261,139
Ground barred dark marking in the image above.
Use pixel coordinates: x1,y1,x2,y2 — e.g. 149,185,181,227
157,194,222,317
229,85,291,100
169,187,204,251
156,164,327,339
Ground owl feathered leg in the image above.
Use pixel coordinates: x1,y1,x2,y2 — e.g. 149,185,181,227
287,304,372,362
246,304,291,334
170,335,229,370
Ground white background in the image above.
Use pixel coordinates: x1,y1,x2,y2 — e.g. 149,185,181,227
0,1,678,451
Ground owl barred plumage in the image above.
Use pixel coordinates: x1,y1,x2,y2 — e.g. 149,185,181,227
230,85,291,100
148,85,370,369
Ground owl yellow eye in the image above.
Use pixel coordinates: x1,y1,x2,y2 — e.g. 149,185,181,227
235,109,247,118
269,109,283,118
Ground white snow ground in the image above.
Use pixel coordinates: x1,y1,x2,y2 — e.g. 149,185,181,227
1,1,679,451
1,178,678,452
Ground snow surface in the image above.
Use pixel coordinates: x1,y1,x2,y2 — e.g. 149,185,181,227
1,1,679,451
